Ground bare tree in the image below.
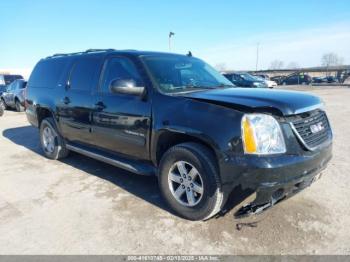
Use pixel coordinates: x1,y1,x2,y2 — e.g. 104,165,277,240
286,62,299,69
321,53,344,68
269,60,284,70
215,63,228,72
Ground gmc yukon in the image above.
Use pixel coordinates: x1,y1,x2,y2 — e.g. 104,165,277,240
25,49,333,220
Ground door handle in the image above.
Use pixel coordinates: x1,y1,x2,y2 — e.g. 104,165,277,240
62,97,70,104
95,101,106,110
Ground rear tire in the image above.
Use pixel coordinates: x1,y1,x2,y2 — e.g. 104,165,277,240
158,142,224,221
40,118,69,160
15,100,24,112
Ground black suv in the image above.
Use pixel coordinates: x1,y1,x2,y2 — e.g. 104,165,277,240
25,49,333,220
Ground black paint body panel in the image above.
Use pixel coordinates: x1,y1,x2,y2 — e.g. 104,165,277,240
25,50,332,200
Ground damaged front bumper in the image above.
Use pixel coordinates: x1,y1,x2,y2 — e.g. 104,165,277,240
222,143,332,218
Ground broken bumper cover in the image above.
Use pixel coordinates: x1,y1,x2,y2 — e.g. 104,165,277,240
222,143,332,217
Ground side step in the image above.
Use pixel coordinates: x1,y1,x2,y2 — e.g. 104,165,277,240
66,143,156,176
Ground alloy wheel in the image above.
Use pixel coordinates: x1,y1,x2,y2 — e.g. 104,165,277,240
168,161,204,207
42,126,56,154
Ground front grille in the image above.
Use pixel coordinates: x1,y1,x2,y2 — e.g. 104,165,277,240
290,110,332,150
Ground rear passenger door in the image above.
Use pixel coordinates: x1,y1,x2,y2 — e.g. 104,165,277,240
91,56,152,160
58,56,103,145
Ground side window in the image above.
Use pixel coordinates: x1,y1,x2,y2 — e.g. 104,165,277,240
69,57,101,92
101,57,143,94
7,83,14,92
29,59,68,88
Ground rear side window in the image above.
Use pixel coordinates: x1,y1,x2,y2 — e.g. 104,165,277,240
69,57,101,91
29,59,68,88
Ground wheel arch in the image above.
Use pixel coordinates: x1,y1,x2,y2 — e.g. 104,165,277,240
36,107,58,129
152,128,220,168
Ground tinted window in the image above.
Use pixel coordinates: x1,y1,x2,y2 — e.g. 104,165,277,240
17,80,26,89
69,57,101,92
29,59,68,88
101,57,143,93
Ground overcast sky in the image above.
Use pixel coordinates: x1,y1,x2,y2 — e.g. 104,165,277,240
0,0,349,77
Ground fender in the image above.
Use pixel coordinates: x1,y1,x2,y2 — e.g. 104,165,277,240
150,125,221,166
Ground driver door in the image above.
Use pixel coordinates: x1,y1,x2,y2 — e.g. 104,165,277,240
91,56,152,160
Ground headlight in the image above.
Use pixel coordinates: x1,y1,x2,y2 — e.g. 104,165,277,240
241,114,286,155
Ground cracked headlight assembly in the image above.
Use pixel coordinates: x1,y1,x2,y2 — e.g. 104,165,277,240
241,114,286,155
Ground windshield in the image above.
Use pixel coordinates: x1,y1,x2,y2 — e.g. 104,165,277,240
142,55,234,93
240,73,258,82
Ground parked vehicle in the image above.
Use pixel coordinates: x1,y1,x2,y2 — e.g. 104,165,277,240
254,74,270,80
270,75,286,85
0,99,4,117
223,73,268,88
253,75,277,88
281,73,312,85
25,49,333,221
0,79,27,112
312,77,327,84
0,74,23,87
325,76,338,83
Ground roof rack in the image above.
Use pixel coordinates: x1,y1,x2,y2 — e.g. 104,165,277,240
46,49,115,59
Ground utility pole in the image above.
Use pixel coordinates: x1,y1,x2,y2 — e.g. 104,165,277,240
255,42,260,72
169,32,175,51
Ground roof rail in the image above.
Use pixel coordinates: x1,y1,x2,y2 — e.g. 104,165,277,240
46,49,115,59
85,48,115,53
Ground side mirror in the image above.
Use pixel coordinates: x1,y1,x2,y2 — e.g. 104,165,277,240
110,79,145,96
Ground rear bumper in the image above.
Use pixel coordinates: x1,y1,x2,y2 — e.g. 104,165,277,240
221,143,332,216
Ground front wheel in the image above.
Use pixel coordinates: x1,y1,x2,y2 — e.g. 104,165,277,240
40,118,69,160
0,99,8,110
158,143,224,221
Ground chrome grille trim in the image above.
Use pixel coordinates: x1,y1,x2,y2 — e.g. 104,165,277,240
289,110,332,151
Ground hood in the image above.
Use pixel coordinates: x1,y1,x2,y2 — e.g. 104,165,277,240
183,88,322,116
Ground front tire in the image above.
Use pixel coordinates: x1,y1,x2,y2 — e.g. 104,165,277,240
40,118,69,160
158,143,224,221
1,99,8,110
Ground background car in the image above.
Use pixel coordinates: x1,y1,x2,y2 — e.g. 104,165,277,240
270,75,286,85
253,75,277,88
281,73,312,85
0,99,4,116
325,76,338,83
223,72,268,88
312,77,327,84
0,79,27,112
254,74,270,80
0,74,23,86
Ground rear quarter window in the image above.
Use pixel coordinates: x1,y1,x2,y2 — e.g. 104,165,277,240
28,58,69,88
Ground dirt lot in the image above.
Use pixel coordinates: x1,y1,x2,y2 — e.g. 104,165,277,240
0,86,349,255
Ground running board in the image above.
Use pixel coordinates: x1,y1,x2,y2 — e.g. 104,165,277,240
66,144,155,176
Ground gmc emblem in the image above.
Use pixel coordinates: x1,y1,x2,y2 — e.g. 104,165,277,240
310,122,324,134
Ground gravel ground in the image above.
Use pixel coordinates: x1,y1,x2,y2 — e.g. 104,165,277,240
0,86,349,255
